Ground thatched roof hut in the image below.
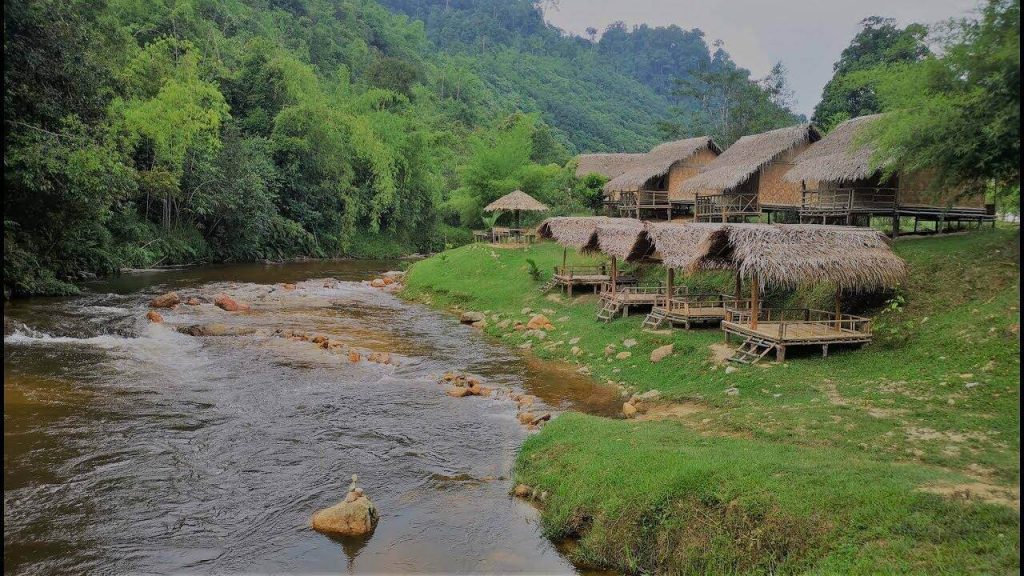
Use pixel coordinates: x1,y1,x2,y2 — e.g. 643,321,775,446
538,217,906,291
484,190,549,212
660,223,907,291
784,115,887,184
575,153,645,179
604,137,720,196
682,124,821,195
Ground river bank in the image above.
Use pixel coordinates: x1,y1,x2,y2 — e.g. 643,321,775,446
3,259,614,574
400,229,1021,574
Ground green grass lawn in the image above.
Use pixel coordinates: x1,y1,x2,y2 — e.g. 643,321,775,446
401,228,1020,574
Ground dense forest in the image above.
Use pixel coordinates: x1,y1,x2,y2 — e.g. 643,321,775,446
3,0,1019,297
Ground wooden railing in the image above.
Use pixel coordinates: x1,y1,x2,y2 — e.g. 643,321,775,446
618,190,671,213
801,187,897,215
655,292,752,312
600,283,682,297
727,307,872,338
694,192,760,221
554,264,608,277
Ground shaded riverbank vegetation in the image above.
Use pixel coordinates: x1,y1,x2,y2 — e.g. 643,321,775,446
5,0,801,297
402,228,1020,574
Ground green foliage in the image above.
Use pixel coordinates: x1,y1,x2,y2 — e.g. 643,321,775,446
661,49,801,146
812,17,930,131
404,229,1021,575
859,0,1020,205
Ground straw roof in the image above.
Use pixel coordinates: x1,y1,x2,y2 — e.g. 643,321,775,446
484,190,549,212
785,114,889,184
536,216,617,249
575,153,645,179
684,223,906,291
646,222,732,270
681,124,821,192
604,137,720,193
593,219,654,261
538,217,907,291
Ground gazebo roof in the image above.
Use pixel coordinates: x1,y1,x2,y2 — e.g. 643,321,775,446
484,190,549,212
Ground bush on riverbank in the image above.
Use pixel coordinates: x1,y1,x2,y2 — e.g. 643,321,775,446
402,228,1021,574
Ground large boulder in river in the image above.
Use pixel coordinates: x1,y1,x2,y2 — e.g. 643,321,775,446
149,292,180,308
311,475,379,537
214,294,250,312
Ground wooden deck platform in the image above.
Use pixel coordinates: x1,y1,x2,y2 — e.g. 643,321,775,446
722,308,872,361
553,265,635,296
643,294,752,329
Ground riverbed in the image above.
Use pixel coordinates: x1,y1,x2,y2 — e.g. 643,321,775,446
3,261,620,574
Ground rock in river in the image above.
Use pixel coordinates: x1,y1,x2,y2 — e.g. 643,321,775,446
149,292,180,309
311,475,379,537
146,311,163,323
214,294,250,312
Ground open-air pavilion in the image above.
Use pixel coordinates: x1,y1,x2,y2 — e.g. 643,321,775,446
641,222,754,330
536,217,636,296
478,190,549,243
669,223,908,362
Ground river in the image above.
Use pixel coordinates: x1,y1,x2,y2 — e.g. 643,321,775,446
3,260,620,575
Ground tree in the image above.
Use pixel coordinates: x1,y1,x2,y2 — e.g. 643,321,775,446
660,49,799,146
812,17,929,131
862,0,1020,208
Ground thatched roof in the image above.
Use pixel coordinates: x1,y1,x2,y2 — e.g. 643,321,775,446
575,153,645,179
593,219,653,260
681,124,821,192
785,115,888,184
646,222,732,270
671,223,907,291
538,217,907,291
484,190,549,212
604,137,720,193
537,216,617,249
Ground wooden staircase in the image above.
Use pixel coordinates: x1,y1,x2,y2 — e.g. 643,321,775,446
537,277,558,294
596,298,623,322
728,336,776,364
641,309,667,330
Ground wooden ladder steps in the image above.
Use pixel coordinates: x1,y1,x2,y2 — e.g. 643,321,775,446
641,309,666,330
537,277,558,294
596,298,623,322
728,336,775,364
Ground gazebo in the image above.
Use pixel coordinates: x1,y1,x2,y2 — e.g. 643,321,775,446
483,190,549,241
659,223,908,362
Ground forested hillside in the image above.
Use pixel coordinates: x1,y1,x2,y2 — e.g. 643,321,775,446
4,0,793,298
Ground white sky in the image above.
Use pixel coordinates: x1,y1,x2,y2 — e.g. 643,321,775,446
543,0,981,117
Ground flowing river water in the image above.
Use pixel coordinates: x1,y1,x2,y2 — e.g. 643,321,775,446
3,261,621,575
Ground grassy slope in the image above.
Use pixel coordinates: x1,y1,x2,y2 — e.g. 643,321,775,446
401,229,1020,574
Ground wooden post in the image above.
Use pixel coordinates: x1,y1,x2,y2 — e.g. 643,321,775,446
611,256,618,294
750,274,760,330
891,213,900,239
734,270,742,302
667,267,675,299
834,284,842,330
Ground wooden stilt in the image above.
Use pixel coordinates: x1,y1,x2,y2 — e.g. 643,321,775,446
611,257,618,294
835,284,842,330
750,274,760,330
734,270,742,302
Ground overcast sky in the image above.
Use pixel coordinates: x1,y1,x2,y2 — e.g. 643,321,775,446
543,0,982,117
